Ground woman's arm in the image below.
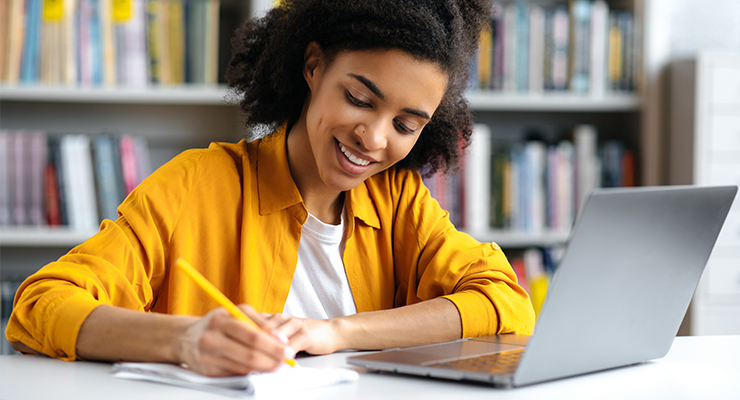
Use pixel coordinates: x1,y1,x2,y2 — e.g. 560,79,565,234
263,297,461,354
74,304,295,376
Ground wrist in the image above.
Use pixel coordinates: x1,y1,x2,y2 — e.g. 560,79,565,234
329,316,357,351
170,315,199,364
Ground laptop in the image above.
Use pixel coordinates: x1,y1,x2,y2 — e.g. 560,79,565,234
348,185,737,388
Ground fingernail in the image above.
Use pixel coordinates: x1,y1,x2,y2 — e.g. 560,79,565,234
283,346,296,360
273,331,289,344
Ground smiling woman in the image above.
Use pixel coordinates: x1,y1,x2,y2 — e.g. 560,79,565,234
6,0,535,378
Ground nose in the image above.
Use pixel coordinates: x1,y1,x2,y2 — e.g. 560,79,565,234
354,120,388,152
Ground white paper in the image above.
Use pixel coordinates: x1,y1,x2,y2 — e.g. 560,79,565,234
113,362,359,397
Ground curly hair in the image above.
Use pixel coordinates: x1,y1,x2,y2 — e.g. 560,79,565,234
225,0,488,175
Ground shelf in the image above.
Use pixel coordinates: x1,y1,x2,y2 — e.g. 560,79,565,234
0,85,239,105
464,229,570,248
467,91,641,112
0,227,98,247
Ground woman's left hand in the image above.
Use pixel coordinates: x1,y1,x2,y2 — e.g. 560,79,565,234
249,311,344,355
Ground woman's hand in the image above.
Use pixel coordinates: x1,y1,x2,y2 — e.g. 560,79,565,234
178,306,296,377
251,311,344,355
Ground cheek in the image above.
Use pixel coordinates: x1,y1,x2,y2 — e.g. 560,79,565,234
388,135,421,164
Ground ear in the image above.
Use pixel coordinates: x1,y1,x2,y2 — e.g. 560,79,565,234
303,41,324,90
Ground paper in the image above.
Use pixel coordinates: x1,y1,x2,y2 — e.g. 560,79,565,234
113,362,359,397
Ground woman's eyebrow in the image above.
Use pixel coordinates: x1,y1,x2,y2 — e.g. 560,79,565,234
349,74,385,100
348,73,431,120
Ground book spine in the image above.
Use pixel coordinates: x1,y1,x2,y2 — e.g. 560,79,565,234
119,135,139,194
93,135,122,221
568,0,591,94
167,0,184,84
11,132,28,225
0,131,10,226
589,0,609,97
552,5,569,91
75,134,100,228
204,0,219,85
528,4,544,94
101,0,117,86
464,124,491,233
27,131,47,226
20,0,43,84
51,136,69,225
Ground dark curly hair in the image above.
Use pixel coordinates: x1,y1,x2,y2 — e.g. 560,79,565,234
225,0,488,175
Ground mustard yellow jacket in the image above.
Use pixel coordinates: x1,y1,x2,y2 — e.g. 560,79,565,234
7,127,535,360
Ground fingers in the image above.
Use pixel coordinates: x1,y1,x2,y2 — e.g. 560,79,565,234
183,308,295,377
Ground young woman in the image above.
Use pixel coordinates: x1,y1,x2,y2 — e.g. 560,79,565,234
6,0,535,377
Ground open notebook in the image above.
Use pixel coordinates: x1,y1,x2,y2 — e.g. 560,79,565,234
113,362,359,397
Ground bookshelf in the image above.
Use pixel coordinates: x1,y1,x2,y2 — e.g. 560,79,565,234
669,52,740,335
0,0,664,352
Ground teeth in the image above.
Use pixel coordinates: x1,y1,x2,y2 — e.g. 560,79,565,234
338,142,370,166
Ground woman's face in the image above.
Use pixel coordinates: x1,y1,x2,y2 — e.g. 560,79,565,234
300,44,448,193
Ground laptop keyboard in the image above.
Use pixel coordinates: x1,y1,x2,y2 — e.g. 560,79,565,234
428,349,524,375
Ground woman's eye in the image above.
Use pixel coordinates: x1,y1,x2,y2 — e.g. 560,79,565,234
394,119,416,134
346,91,370,107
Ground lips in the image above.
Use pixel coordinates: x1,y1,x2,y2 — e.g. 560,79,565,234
334,139,376,175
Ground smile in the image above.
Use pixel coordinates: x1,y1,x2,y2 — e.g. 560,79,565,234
338,142,372,166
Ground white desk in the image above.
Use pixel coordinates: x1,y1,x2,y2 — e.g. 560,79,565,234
1,336,739,400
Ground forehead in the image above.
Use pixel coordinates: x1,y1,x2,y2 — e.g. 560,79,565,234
324,48,448,108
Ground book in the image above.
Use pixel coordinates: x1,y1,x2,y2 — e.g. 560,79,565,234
203,0,219,84
119,134,140,195
464,124,491,233
0,131,10,225
589,0,609,97
61,135,99,229
27,131,47,226
10,132,28,225
568,0,591,94
5,0,28,83
100,0,117,86
548,5,569,91
113,362,359,397
528,4,544,94
20,0,43,84
574,124,599,214
167,0,185,84
93,135,125,222
0,0,9,81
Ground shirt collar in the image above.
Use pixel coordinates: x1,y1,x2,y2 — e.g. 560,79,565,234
256,125,381,229
257,126,303,215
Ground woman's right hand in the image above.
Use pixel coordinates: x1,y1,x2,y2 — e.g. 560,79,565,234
178,307,296,377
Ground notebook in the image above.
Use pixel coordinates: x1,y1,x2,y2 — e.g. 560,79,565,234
113,362,359,397
348,185,737,388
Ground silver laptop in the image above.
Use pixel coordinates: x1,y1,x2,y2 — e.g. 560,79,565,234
348,185,737,388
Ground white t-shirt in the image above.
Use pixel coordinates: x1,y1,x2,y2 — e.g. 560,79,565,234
282,210,357,319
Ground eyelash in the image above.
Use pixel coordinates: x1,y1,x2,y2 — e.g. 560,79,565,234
345,91,417,135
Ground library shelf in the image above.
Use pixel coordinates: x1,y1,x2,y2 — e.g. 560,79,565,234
0,227,98,247
466,91,641,112
0,85,237,105
464,229,570,248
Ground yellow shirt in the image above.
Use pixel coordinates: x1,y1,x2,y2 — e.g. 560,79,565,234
6,127,535,360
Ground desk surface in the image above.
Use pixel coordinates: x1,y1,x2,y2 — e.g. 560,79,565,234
1,336,739,400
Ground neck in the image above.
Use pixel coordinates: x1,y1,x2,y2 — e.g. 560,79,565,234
286,113,345,225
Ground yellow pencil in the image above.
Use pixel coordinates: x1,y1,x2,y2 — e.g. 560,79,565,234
174,258,296,367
